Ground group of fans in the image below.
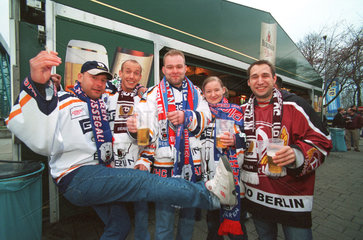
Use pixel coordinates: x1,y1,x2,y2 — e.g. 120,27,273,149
6,49,332,240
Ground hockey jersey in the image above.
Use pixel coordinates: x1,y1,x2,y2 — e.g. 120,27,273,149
7,77,102,182
241,90,332,228
104,83,151,171
6,77,148,183
134,83,211,179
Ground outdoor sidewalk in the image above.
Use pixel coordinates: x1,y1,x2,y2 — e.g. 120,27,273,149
1,135,362,239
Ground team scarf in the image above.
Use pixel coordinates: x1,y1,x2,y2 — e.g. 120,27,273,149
113,82,143,134
209,97,244,236
72,81,113,165
156,77,198,182
242,88,283,184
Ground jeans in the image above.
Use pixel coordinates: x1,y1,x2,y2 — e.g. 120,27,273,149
206,210,223,240
155,202,195,240
134,201,150,240
253,218,312,240
62,165,218,208
62,165,219,239
93,203,131,240
97,201,149,240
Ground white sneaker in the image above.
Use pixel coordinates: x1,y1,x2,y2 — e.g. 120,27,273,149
205,155,237,206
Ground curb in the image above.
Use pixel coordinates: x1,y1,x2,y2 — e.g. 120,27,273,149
0,129,11,139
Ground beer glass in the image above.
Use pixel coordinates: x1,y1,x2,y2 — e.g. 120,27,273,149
215,119,234,148
266,138,284,173
137,112,150,146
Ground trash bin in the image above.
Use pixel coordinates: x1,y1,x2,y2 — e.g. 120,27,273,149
330,128,347,152
0,160,45,240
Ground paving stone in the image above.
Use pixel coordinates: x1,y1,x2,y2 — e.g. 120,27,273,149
352,215,363,225
342,222,362,232
335,201,362,212
314,225,346,240
313,231,339,240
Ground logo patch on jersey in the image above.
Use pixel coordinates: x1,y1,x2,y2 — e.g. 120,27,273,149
79,118,92,134
246,141,255,156
108,109,116,122
119,105,133,116
160,119,168,141
280,126,289,145
261,155,268,165
99,142,113,162
114,143,134,167
306,147,320,171
71,105,87,119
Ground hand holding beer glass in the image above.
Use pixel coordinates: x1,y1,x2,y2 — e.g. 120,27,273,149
136,111,150,146
266,138,284,174
215,119,234,148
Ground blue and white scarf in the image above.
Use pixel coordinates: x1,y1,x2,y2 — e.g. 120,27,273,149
72,81,113,165
156,77,199,181
209,97,245,236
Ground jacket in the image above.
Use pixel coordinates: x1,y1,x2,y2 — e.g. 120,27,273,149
241,90,332,228
134,82,211,179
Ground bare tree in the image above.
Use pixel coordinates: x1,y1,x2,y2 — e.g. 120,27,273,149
345,27,363,106
297,24,363,108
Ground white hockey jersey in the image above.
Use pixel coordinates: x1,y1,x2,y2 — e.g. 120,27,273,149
104,84,151,171
6,77,149,182
134,82,211,179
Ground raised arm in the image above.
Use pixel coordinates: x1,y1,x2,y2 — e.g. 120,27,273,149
6,51,63,156
30,50,62,84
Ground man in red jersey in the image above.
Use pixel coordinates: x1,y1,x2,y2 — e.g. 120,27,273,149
241,60,332,240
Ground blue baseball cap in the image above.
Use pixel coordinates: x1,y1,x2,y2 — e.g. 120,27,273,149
81,61,113,80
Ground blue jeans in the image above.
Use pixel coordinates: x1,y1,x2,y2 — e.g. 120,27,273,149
93,203,131,240
62,165,217,208
134,201,150,240
253,218,312,240
206,210,223,240
155,202,195,240
62,165,219,239
94,202,149,240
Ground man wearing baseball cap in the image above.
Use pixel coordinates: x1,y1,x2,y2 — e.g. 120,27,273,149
80,61,113,80
6,50,237,239
75,60,113,100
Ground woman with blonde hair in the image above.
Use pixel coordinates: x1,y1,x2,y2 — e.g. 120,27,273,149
201,76,248,240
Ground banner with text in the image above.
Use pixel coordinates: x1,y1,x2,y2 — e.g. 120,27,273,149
326,79,341,120
260,23,277,65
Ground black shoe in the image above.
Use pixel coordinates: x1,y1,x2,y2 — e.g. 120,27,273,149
354,149,360,152
347,148,351,151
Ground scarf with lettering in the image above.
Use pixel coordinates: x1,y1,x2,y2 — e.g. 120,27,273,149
114,82,143,134
112,81,146,166
156,77,198,182
72,81,113,165
242,88,282,184
209,97,244,236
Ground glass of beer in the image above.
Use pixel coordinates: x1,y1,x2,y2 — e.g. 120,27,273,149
215,119,234,148
137,112,150,146
266,138,284,174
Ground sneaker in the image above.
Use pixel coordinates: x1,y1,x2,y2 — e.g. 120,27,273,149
205,155,237,206
354,149,360,152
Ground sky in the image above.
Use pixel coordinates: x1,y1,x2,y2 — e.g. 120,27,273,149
0,0,362,46
229,0,363,42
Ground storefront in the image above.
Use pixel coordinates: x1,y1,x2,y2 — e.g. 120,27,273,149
9,0,324,222
12,0,322,102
